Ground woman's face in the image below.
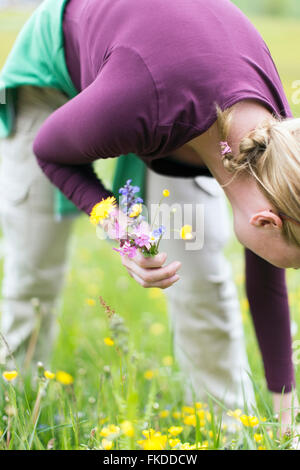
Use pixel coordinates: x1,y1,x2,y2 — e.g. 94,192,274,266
233,208,300,269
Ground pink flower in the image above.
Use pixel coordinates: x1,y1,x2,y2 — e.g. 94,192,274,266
114,242,137,258
108,219,127,240
132,222,152,250
134,233,151,249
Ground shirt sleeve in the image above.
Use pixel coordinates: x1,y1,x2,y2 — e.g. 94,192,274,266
245,248,295,393
33,46,159,214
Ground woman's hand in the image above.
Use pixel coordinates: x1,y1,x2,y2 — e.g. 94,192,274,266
121,251,181,289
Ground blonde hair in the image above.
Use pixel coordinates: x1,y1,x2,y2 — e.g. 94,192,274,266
216,104,300,247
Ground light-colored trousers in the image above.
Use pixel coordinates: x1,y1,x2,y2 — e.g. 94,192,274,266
0,86,255,411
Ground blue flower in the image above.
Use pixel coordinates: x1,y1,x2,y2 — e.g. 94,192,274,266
119,180,143,215
152,225,166,239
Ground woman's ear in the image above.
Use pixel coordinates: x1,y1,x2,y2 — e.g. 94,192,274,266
249,210,283,228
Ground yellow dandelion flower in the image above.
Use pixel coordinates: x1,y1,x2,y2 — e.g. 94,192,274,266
163,189,170,197
169,438,181,448
144,370,155,380
162,355,173,366
172,411,181,420
90,197,117,225
180,225,193,240
2,371,18,382
120,420,134,437
240,415,259,428
104,337,114,346
44,370,55,380
168,426,183,437
56,370,74,385
85,298,96,306
102,439,113,450
129,203,143,218
159,410,170,419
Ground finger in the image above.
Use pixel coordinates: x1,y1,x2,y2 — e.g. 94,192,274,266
125,258,181,284
133,251,168,268
130,271,180,289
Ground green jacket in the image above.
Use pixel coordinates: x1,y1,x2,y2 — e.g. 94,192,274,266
0,0,146,217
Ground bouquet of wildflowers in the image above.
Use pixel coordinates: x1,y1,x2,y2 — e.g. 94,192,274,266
90,179,193,258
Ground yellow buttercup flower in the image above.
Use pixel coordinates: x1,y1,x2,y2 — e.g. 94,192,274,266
56,370,74,385
44,370,55,380
195,402,204,409
163,189,170,197
2,371,18,382
240,415,259,427
169,438,181,448
138,430,167,450
142,429,156,439
159,410,170,419
172,411,181,420
102,439,113,450
162,355,173,366
100,424,120,438
254,433,263,443
180,442,198,450
90,197,117,225
180,225,193,240
144,370,155,380
129,203,142,218
197,410,205,420
182,406,195,414
85,298,96,306
104,337,114,346
183,414,196,427
120,420,134,437
168,426,183,437
227,409,242,420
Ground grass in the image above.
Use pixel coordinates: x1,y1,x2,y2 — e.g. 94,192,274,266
0,7,300,450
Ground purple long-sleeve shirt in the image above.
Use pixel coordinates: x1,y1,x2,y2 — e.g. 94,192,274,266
33,0,295,393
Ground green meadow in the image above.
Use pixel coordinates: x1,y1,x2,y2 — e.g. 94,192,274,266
0,6,300,450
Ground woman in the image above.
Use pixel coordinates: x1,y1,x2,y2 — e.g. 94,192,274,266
0,0,299,432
